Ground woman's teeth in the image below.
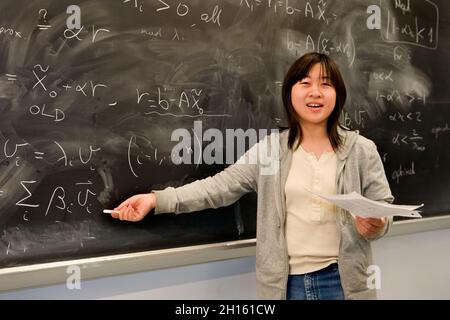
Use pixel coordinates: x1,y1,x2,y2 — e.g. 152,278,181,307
307,104,323,108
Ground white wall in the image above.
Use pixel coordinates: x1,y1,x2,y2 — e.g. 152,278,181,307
0,255,257,300
373,228,450,299
1,228,449,300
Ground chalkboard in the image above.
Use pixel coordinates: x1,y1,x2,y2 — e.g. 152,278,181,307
1,0,449,269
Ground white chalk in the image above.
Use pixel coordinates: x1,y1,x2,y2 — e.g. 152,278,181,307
103,209,120,214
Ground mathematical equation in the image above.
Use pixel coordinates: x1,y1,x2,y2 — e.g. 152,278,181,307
381,0,439,49
14,180,97,218
4,63,231,120
2,139,101,168
286,30,356,67
240,0,338,24
0,135,167,219
0,0,447,226
123,0,223,28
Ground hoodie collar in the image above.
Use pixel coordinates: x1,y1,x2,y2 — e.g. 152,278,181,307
335,126,359,161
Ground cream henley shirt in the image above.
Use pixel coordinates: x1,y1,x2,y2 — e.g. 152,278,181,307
284,145,340,275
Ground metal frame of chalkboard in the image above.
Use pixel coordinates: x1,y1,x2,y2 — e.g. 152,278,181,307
1,217,450,293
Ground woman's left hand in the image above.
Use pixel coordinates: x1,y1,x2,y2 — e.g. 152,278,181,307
355,216,386,238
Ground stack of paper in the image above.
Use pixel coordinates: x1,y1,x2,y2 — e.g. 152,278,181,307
307,190,423,218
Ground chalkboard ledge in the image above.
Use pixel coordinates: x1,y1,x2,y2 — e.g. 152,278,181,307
388,215,450,237
0,239,256,293
1,216,450,293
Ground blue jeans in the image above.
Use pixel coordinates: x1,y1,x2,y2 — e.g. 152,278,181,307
286,263,345,300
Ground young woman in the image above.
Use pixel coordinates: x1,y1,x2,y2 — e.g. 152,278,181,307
111,52,394,300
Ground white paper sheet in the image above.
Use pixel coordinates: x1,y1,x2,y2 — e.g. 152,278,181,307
306,190,423,218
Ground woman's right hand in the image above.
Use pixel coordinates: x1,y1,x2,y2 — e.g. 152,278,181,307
111,193,157,222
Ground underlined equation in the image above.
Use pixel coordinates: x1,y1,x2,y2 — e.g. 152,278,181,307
286,30,356,67
380,0,439,49
24,65,233,118
136,86,232,118
240,0,338,24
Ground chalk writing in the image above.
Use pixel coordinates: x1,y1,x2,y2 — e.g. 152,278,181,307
431,123,450,139
287,31,356,67
376,89,426,105
372,70,394,82
392,129,425,151
123,0,144,13
343,109,367,129
16,181,39,208
5,73,17,81
45,186,66,216
127,135,167,178
382,0,439,49
0,0,448,269
29,104,65,122
0,26,23,38
155,1,223,28
395,0,411,15
388,111,422,122
393,45,412,62
240,0,338,24
392,161,416,184
138,87,207,116
201,5,222,27
37,8,51,30
63,24,110,42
